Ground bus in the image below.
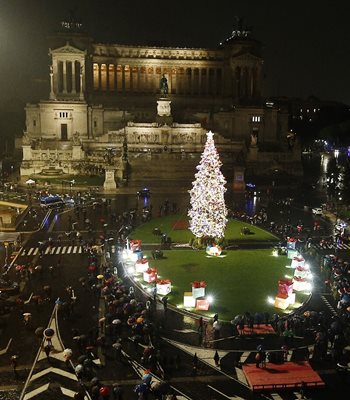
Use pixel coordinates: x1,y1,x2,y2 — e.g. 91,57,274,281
40,195,64,209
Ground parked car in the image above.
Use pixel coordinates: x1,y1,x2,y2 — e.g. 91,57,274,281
312,207,323,215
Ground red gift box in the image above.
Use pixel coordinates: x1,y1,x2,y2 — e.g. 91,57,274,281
278,278,293,297
196,299,210,310
130,239,142,252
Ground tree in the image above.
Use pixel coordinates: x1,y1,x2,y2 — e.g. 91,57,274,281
188,131,228,240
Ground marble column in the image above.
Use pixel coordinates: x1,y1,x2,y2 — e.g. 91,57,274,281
49,65,55,100
62,61,67,94
72,61,76,94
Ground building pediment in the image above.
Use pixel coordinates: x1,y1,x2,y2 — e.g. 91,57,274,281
49,43,86,56
232,52,262,62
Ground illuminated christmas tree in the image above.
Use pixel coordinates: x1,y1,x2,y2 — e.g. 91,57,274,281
188,131,228,239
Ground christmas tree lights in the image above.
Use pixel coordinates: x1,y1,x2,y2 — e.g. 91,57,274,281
188,131,228,239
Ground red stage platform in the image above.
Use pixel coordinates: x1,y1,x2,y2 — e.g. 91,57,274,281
243,361,325,392
241,324,276,335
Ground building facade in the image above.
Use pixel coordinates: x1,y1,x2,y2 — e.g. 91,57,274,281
20,20,301,187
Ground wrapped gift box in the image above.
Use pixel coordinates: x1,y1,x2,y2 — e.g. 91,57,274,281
136,258,149,273
130,240,142,252
183,292,196,308
287,238,297,250
294,267,309,280
191,281,206,299
278,278,293,297
156,279,171,295
291,256,305,269
274,295,290,310
287,249,298,260
143,268,157,283
196,298,210,311
292,277,311,292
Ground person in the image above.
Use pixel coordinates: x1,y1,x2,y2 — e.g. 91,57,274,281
255,351,261,368
160,74,168,95
10,355,19,378
112,383,124,400
162,296,168,311
214,350,220,367
44,344,51,362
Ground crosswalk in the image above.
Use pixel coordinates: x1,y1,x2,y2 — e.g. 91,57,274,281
312,242,350,251
20,245,116,256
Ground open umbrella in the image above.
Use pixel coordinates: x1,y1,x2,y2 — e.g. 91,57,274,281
99,386,110,396
78,355,87,363
142,372,152,385
43,328,55,338
63,348,72,357
112,319,121,325
35,327,44,337
26,179,36,185
134,383,148,394
97,274,104,280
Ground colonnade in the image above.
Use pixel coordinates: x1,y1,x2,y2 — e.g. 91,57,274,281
50,59,84,99
92,63,224,96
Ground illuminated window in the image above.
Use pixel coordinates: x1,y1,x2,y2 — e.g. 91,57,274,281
252,116,261,122
93,63,99,90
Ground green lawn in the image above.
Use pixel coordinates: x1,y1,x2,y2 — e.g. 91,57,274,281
131,214,278,244
140,249,308,320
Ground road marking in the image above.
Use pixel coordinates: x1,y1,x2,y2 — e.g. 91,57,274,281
30,367,77,382
240,352,251,363
235,367,248,385
50,247,56,254
44,247,51,255
78,246,82,254
67,246,72,254
61,246,67,254
27,248,34,255
73,246,78,253
24,293,33,304
173,329,197,334
321,295,338,316
56,247,61,254
207,385,245,399
33,248,39,255
0,338,13,355
23,383,50,400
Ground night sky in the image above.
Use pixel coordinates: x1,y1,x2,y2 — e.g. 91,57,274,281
0,0,349,107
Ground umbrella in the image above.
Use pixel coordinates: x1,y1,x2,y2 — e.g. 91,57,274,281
43,328,55,338
78,355,87,363
26,179,36,184
134,383,148,393
99,386,110,396
23,313,32,317
75,364,83,373
142,373,152,385
112,319,121,325
97,274,104,280
90,377,100,385
63,348,72,357
35,327,44,337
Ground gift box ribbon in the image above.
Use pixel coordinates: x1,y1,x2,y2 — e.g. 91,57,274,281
192,280,207,288
157,279,171,285
145,268,157,274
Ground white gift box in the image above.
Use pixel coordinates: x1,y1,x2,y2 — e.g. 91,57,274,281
291,257,305,269
192,287,205,299
292,279,312,292
183,292,196,308
143,270,157,283
156,282,171,296
274,293,296,309
135,260,149,273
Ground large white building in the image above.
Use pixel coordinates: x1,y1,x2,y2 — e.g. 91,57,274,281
19,18,302,189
